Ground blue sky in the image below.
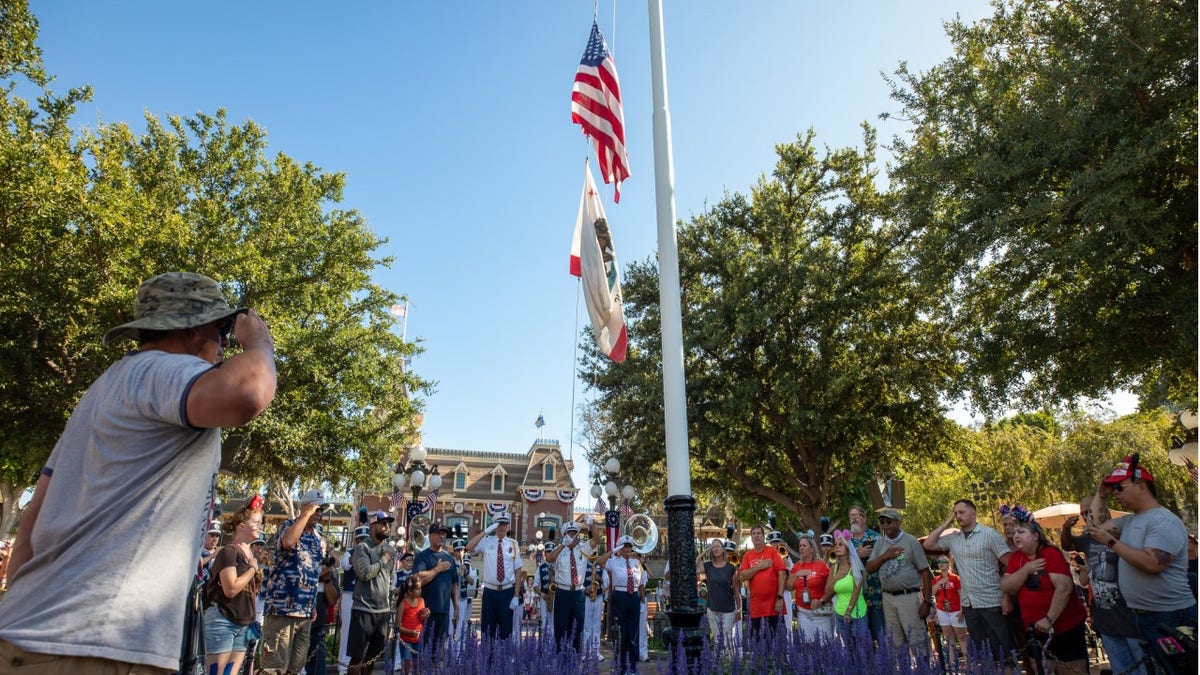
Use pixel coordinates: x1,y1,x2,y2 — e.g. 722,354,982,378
30,2,1016,492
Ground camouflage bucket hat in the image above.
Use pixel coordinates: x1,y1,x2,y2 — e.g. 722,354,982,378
103,272,245,345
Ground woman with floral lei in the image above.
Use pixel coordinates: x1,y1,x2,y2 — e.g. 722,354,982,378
999,506,1090,674
204,495,266,675
823,529,868,646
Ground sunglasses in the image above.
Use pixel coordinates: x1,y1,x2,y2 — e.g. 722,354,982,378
1112,482,1136,493
878,517,895,524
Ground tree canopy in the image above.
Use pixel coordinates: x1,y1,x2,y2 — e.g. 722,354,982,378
887,0,1197,411
0,0,430,530
580,129,960,529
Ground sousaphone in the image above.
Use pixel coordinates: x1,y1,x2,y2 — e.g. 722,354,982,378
410,515,430,552
623,513,659,555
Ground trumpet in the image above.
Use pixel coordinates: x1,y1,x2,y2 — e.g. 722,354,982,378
776,543,788,558
729,550,740,566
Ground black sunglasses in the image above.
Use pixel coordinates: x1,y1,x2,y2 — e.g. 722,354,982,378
1113,482,1136,493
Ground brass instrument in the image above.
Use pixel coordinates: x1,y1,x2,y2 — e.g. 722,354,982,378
623,513,660,555
776,543,788,557
729,550,740,566
585,568,602,600
546,582,557,613
410,515,430,552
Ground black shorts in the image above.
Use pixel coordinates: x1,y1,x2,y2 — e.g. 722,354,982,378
1039,620,1089,664
347,609,390,664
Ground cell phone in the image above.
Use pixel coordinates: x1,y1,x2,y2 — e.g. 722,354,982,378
1157,636,1185,656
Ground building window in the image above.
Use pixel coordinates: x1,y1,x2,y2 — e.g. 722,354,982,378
491,474,504,493
455,470,466,491
445,516,470,537
543,463,554,482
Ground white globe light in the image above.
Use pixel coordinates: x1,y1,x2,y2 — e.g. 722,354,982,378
410,445,428,463
396,525,406,537
411,469,426,488
428,473,443,490
392,472,406,490
621,484,636,501
604,457,621,475
535,530,543,540
590,484,603,499
604,480,618,497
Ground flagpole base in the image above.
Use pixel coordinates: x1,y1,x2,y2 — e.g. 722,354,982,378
662,494,704,667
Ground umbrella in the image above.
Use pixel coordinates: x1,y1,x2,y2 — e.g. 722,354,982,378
1033,502,1129,530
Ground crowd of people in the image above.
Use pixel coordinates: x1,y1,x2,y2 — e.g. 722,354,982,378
0,271,1193,675
688,457,1197,675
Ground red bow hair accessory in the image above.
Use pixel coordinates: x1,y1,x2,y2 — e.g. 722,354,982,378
249,494,265,510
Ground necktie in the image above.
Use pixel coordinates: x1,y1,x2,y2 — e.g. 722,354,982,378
626,558,634,593
497,541,505,583
570,550,579,587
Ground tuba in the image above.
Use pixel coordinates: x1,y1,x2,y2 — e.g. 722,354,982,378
624,513,659,555
409,515,430,552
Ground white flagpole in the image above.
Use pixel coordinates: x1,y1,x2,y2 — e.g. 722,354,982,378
647,0,689,497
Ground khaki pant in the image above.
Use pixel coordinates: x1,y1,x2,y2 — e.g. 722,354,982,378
882,591,930,661
259,614,312,675
0,639,170,675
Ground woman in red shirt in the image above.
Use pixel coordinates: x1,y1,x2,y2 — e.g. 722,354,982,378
1000,511,1089,674
786,532,832,642
932,556,968,664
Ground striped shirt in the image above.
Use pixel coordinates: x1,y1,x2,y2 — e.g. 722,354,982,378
929,524,1009,609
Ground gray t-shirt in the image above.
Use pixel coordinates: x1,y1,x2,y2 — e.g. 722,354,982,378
703,561,738,613
1071,533,1139,638
1116,507,1192,612
352,539,394,613
0,350,218,670
869,531,929,593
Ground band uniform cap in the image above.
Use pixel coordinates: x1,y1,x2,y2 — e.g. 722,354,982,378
103,272,245,345
369,511,395,525
399,551,414,560
353,526,371,540
452,539,467,550
562,521,581,534
878,508,902,521
819,533,835,547
1103,455,1155,484
766,530,782,543
251,536,266,546
493,512,511,524
300,489,331,506
206,525,223,536
616,535,634,548
722,539,736,552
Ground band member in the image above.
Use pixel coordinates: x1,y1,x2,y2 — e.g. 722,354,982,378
601,536,646,673
545,516,600,651
465,511,524,641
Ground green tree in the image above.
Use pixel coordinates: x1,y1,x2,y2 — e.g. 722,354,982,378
888,0,1197,410
0,1,431,529
580,129,960,528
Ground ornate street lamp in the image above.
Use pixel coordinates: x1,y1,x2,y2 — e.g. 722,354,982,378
392,445,442,545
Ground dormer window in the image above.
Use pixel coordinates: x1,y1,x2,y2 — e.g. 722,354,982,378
543,462,555,482
455,470,466,490
490,464,507,493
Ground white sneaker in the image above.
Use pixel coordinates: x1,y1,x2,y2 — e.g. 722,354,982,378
597,655,605,661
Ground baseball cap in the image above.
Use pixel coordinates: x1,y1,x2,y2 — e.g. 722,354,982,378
1103,456,1155,485
104,272,246,345
878,508,902,521
300,489,331,506
369,511,395,525
428,522,449,534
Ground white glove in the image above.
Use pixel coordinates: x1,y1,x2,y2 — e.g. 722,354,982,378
562,535,574,547
510,597,521,610
584,514,595,526
485,522,499,535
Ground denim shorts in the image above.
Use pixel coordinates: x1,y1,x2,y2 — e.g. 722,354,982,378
205,605,253,654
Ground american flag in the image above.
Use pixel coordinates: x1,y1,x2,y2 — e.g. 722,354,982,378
619,499,634,520
426,488,439,514
594,496,606,514
571,21,629,202
390,489,405,510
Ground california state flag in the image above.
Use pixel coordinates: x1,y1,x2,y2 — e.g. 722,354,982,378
570,163,628,362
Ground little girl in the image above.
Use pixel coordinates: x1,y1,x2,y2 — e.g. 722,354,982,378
395,577,429,674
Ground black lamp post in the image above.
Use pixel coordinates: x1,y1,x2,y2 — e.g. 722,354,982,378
392,444,442,546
